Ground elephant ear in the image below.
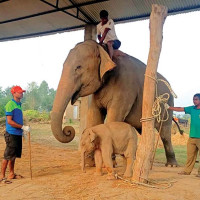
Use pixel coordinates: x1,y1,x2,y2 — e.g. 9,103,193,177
98,45,116,80
89,129,96,142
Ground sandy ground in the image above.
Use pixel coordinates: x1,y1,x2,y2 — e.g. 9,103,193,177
0,126,200,200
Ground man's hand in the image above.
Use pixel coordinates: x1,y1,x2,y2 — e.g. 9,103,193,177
22,125,31,132
164,103,170,110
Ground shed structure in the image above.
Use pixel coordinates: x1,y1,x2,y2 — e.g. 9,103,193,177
1,0,200,42
1,0,200,133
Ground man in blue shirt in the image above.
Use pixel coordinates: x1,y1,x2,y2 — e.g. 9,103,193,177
166,93,200,176
0,86,30,183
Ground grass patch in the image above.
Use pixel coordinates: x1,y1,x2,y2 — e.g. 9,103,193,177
28,122,80,150
155,146,187,166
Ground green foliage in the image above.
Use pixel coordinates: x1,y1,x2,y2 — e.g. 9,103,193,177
0,81,56,117
23,110,50,121
0,86,12,117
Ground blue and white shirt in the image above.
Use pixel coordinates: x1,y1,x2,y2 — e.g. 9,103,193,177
5,99,23,135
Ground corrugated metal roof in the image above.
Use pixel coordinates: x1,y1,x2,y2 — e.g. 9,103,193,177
0,0,200,42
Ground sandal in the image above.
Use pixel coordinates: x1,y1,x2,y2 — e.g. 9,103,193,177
8,174,24,179
0,178,12,184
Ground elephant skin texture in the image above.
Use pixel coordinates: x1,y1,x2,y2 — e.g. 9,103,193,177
51,40,177,166
80,122,138,179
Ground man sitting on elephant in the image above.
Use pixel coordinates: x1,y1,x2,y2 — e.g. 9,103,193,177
97,10,121,59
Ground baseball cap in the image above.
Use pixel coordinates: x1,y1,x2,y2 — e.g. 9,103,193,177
11,86,26,94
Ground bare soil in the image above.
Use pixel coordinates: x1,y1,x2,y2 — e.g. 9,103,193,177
0,123,200,200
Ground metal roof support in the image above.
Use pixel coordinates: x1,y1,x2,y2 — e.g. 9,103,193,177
40,0,88,23
56,0,59,8
1,25,85,42
0,0,9,3
0,0,108,25
69,0,95,24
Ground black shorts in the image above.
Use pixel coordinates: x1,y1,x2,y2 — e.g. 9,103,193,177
4,132,22,160
112,40,121,49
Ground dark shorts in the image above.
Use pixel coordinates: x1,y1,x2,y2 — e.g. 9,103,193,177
4,132,22,160
113,40,121,49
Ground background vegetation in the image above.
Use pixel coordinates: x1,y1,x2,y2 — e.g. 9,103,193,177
0,81,56,119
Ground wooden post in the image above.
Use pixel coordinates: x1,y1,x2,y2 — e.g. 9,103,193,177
28,131,33,180
79,25,96,135
132,4,168,183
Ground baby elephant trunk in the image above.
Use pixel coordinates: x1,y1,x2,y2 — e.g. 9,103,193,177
81,151,85,172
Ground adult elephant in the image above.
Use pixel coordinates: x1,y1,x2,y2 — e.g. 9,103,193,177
51,40,177,166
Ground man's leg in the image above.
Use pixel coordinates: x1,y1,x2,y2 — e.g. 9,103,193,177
184,138,198,174
195,139,200,175
0,159,9,179
7,158,16,179
107,41,114,59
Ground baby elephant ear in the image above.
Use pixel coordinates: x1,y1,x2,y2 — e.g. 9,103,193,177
89,129,96,142
98,44,116,79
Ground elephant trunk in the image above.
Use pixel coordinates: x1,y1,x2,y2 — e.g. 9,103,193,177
51,76,76,143
81,150,86,172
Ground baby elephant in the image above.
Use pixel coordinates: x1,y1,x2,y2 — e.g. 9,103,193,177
80,122,138,179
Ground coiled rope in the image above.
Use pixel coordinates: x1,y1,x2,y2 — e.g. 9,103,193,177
140,74,177,123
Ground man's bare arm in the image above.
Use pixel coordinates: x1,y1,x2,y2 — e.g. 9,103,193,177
99,28,110,44
6,115,23,128
169,107,185,112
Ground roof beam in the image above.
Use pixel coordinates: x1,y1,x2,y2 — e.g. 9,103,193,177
0,0,9,3
0,0,108,25
69,0,95,23
0,24,85,42
40,0,88,23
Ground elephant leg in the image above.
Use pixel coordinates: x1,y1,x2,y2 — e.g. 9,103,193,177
87,97,105,128
101,144,115,180
123,139,134,177
106,102,134,168
94,149,103,176
84,99,105,167
160,125,178,167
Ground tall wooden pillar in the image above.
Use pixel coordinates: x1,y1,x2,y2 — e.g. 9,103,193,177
132,4,168,182
79,24,96,135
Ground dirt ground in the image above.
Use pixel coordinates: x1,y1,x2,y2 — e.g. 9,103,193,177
0,123,200,200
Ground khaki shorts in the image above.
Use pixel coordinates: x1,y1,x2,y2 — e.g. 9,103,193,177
4,132,22,160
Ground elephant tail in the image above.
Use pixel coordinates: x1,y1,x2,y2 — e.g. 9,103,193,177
172,117,184,135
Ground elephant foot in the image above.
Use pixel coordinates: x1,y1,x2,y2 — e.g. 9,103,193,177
95,168,102,176
106,173,116,180
165,160,178,167
85,157,95,167
123,172,132,178
94,171,103,176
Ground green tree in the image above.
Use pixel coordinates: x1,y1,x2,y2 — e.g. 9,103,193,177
23,82,40,110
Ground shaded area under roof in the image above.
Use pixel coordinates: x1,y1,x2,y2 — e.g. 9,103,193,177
1,0,200,42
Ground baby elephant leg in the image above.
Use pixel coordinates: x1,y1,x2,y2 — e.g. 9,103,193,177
123,139,135,178
101,148,115,180
94,149,103,176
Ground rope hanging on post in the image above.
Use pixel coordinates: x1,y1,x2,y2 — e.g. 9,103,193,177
140,74,177,123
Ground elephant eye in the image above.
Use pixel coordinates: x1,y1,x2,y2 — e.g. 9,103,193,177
75,65,81,71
